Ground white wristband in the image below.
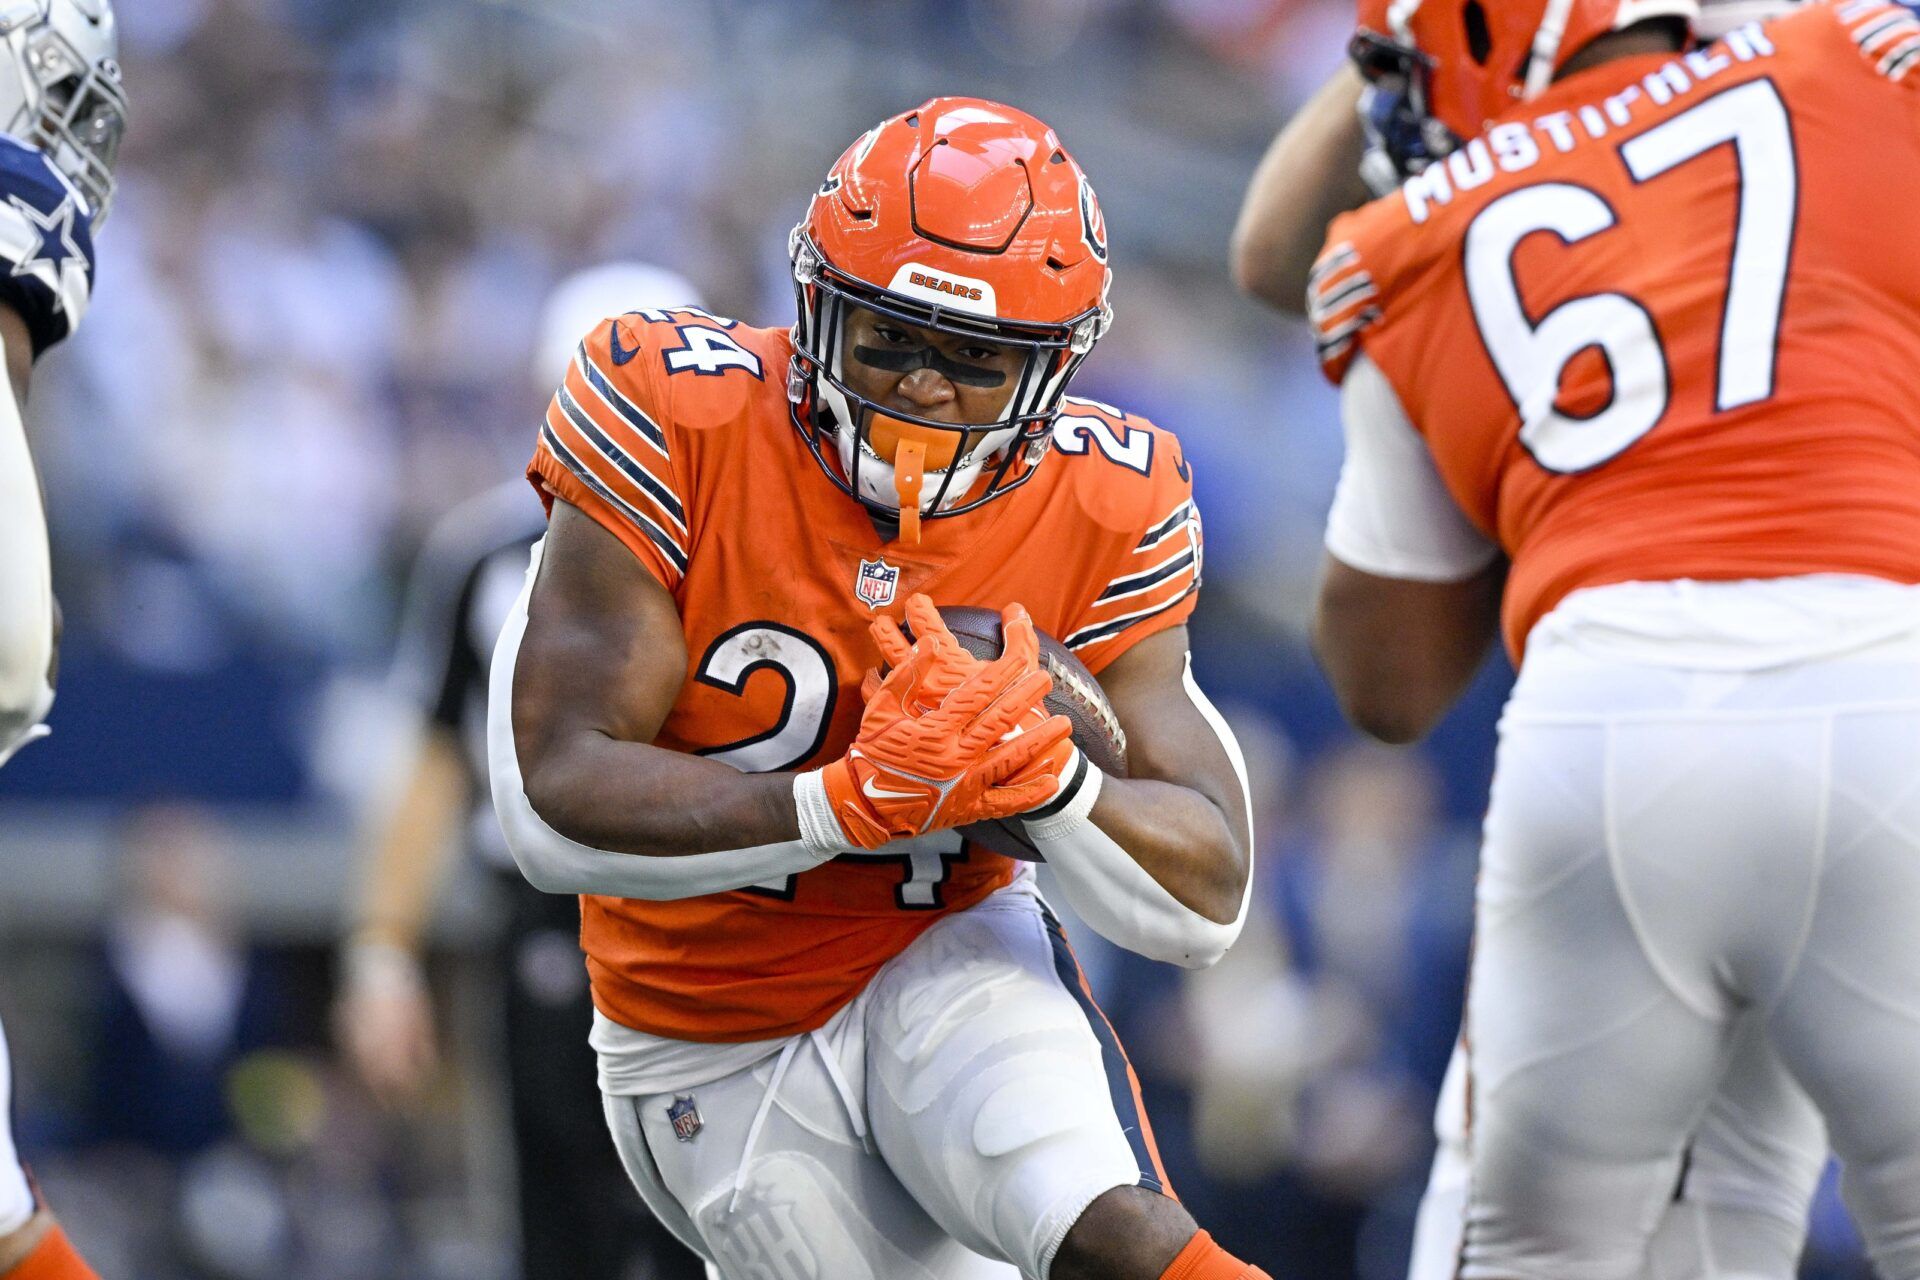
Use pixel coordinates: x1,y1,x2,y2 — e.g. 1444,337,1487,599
1022,750,1102,839
793,770,857,858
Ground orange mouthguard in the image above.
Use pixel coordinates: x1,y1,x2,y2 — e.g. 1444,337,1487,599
893,437,926,544
869,413,965,471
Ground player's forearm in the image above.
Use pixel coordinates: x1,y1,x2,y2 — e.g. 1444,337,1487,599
1229,63,1372,315
520,732,802,857
493,720,840,899
347,728,469,950
1090,777,1244,921
1026,764,1252,970
1313,554,1503,744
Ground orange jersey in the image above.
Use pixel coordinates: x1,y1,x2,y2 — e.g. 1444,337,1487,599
1309,1,1920,658
527,309,1202,1042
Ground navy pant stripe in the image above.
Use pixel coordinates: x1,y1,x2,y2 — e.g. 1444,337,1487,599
1039,903,1169,1196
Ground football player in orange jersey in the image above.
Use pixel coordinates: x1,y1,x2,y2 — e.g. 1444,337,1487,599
1285,0,1920,1272
486,99,1268,1280
1229,5,1833,1280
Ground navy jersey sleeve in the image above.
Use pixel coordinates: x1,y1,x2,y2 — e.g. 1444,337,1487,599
0,138,95,356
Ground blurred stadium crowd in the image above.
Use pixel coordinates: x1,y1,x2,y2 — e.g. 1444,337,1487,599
0,0,1877,1276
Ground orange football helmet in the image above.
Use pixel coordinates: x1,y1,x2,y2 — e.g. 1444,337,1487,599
788,97,1113,540
1352,0,1697,152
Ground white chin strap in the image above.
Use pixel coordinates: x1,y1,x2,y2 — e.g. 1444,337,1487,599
1387,0,1425,40
1524,0,1581,95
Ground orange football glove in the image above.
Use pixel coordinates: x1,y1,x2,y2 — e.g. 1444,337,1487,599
818,599,1074,849
871,598,1082,815
864,594,978,715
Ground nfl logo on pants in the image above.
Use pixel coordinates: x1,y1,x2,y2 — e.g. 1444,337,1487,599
856,557,899,610
668,1095,702,1142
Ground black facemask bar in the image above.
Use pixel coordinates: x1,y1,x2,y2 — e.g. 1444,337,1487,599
787,228,1109,523
1350,29,1461,188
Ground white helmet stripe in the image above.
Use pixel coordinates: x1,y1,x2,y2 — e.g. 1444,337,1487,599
1388,0,1426,42
1525,0,1581,97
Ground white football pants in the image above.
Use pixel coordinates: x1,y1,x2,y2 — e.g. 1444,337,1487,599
1455,637,1920,1280
0,1016,30,1235
1410,1019,1826,1280
600,879,1168,1280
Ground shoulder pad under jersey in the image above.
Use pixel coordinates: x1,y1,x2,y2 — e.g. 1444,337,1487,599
1051,395,1175,488
1050,396,1203,668
531,309,782,588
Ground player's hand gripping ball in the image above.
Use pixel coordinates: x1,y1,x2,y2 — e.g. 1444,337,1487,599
888,597,1130,860
818,597,1072,849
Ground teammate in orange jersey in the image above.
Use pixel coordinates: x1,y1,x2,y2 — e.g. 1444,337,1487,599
1294,0,1920,1273
1230,4,1835,1279
487,99,1267,1280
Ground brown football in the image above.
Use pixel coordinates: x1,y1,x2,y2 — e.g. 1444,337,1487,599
905,605,1128,861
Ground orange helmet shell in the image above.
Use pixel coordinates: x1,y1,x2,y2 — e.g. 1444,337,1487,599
804,97,1110,329
1356,0,1696,140
788,98,1114,536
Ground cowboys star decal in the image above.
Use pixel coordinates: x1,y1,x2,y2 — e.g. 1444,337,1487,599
8,195,85,311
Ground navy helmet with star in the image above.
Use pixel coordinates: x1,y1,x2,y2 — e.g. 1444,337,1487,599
0,133,95,357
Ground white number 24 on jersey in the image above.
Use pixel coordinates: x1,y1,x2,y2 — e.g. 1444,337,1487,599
1463,80,1796,474
664,324,764,378
692,624,960,907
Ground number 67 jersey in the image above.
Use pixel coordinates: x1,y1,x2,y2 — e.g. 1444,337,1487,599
1310,0,1920,660
522,310,1201,1044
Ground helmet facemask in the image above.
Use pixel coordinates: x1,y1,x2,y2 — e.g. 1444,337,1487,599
2,3,125,221
787,227,1107,542
1351,29,1461,192
1349,0,1699,188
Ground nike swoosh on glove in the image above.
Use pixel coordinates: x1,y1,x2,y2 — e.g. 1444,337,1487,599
817,598,1073,849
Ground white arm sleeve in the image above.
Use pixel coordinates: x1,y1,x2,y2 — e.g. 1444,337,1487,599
1026,655,1254,969
1325,353,1499,582
486,537,844,900
0,344,53,769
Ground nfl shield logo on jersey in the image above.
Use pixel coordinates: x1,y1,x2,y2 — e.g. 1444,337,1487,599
668,1095,702,1142
855,557,900,610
